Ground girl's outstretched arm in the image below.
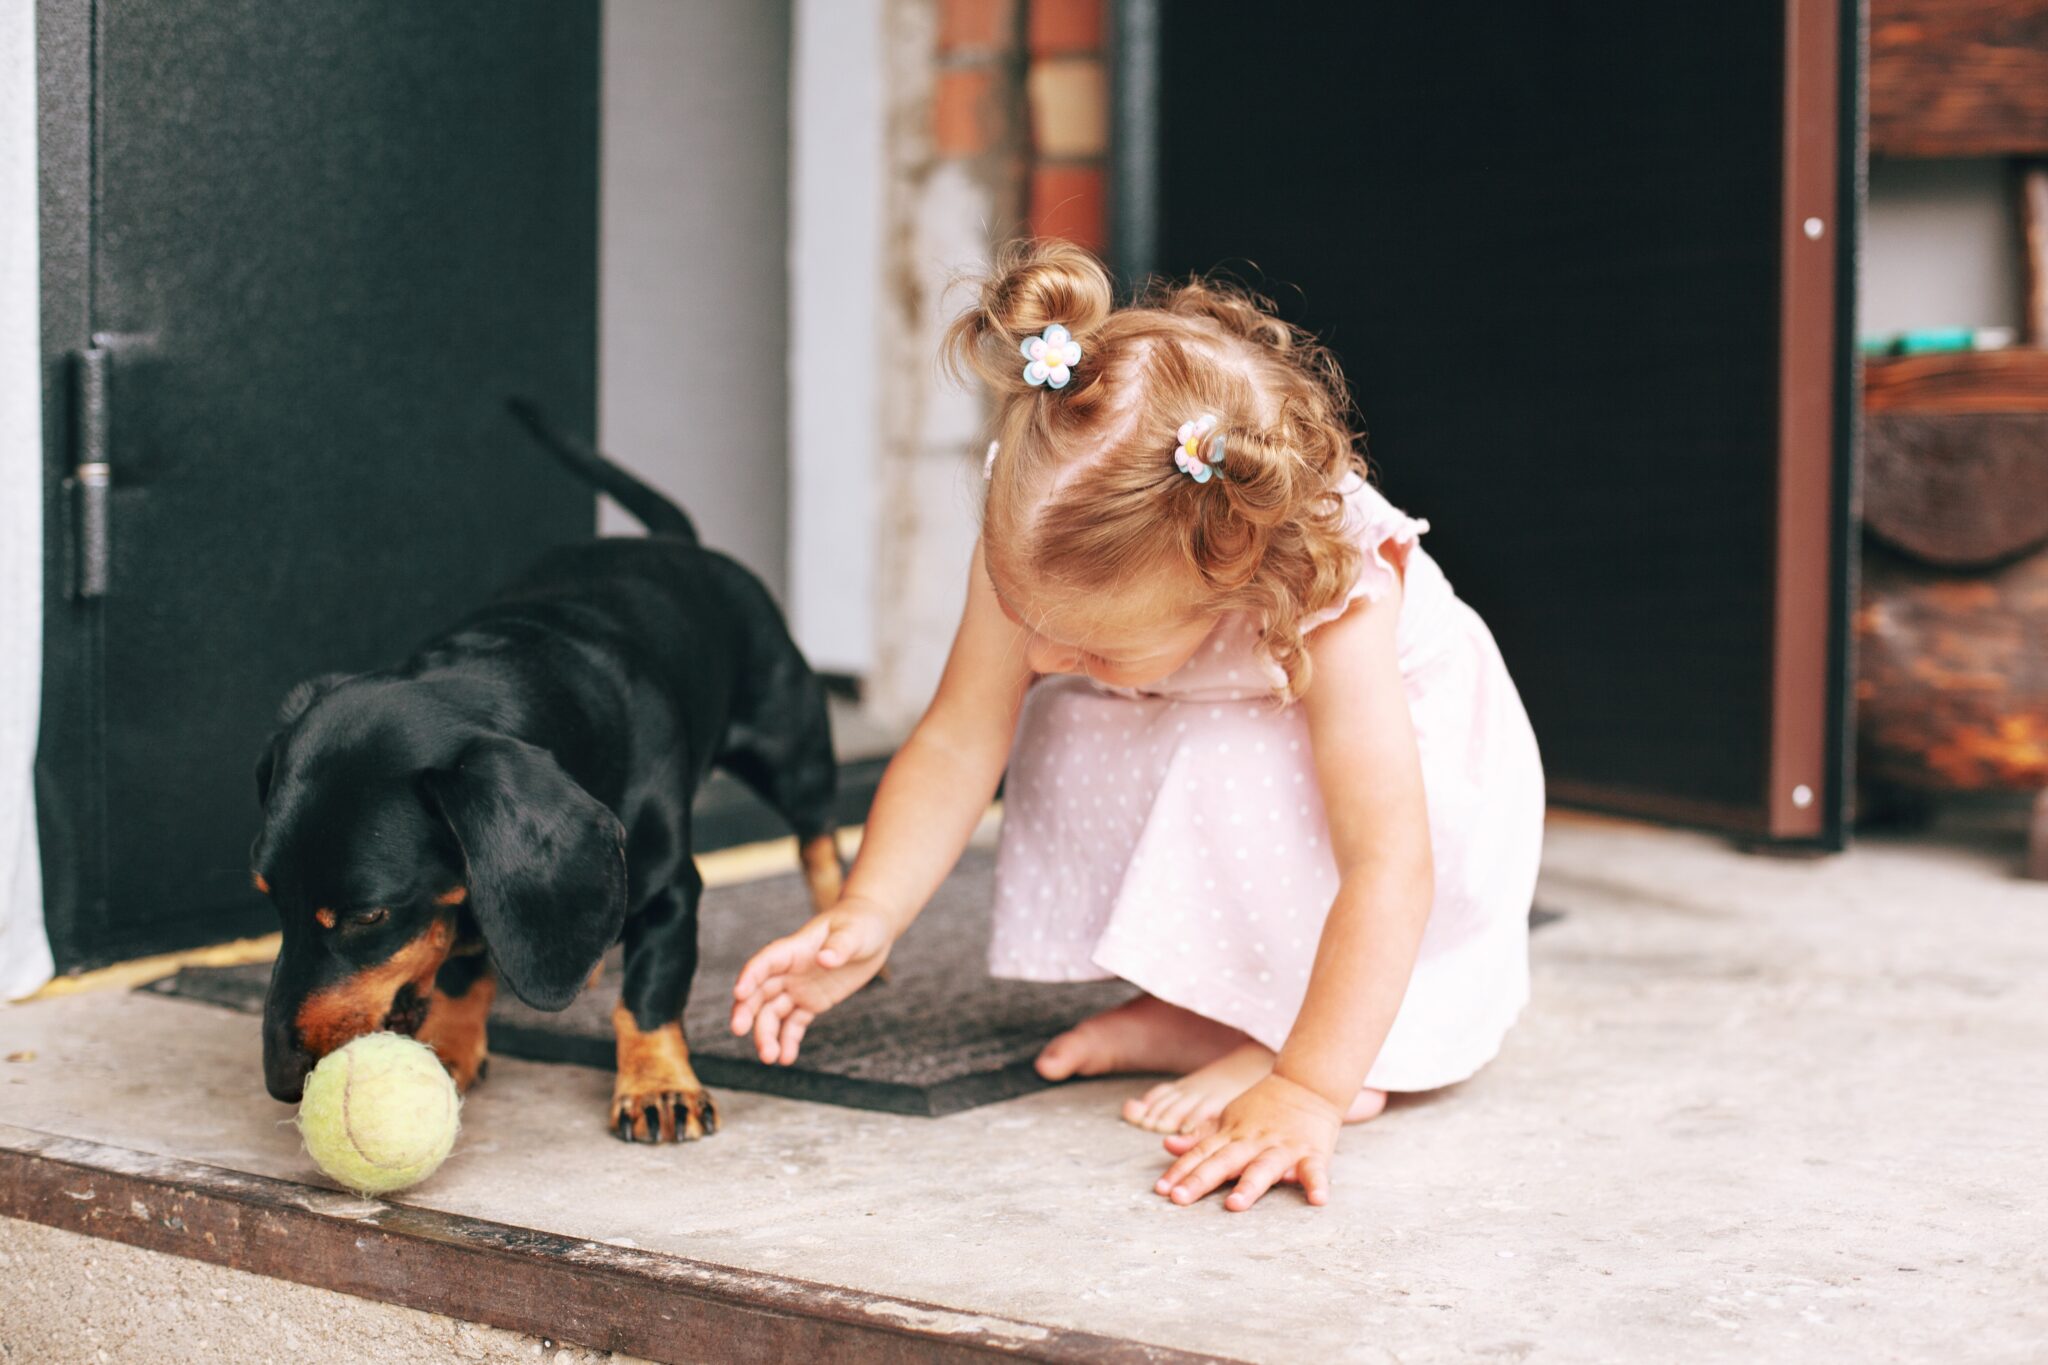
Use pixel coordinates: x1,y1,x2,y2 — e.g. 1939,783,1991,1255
731,543,1034,1062
1158,578,1435,1209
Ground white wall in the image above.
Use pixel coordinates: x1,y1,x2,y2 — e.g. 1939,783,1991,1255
600,0,793,600
599,0,915,680
787,0,884,675
1862,158,2023,335
1,1,50,1000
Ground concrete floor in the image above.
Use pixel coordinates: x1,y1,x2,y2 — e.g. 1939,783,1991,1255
3,813,2046,1363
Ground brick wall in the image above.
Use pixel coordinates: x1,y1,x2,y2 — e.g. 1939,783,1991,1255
865,0,1110,726
1024,0,1108,251
929,0,1110,249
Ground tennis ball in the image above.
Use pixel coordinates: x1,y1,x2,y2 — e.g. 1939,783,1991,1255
297,1032,460,1195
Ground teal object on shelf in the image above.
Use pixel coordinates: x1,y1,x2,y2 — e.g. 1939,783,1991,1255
1894,327,1978,355
1860,327,2018,357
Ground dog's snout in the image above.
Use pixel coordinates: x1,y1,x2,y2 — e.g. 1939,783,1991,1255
265,1050,312,1103
265,1057,311,1103
263,1014,313,1103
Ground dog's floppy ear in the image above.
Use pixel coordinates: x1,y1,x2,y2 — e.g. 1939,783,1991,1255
255,739,281,806
420,736,627,1011
255,673,352,804
276,672,352,727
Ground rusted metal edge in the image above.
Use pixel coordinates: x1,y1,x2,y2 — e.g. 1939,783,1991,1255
0,1126,1241,1365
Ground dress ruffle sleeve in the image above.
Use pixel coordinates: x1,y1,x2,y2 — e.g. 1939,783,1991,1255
1300,474,1432,635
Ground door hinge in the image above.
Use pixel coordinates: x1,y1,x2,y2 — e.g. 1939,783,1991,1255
71,345,112,599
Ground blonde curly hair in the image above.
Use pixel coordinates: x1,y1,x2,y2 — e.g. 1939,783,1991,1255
943,240,1368,697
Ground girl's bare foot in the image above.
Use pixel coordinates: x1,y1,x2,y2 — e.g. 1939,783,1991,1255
1344,1088,1389,1123
1126,1042,1392,1134
1033,994,1247,1081
1124,1041,1273,1132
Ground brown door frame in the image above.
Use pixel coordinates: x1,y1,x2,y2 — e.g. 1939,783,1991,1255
1769,0,1857,842
1550,0,1858,844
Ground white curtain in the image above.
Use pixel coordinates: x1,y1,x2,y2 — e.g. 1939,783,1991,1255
1,2,51,1001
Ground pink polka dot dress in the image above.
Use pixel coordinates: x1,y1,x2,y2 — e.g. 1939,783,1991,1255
989,473,1545,1092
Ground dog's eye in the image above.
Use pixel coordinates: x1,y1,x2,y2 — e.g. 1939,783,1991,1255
347,908,389,928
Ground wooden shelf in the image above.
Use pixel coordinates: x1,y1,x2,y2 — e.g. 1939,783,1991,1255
1870,0,2048,158
1863,348,2048,414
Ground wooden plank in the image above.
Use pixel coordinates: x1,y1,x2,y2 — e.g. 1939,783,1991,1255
1864,412,2048,565
0,1126,1236,1365
1863,350,2048,413
1870,0,2048,156
1855,544,2048,794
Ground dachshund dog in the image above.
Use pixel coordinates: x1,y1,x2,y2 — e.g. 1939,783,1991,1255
251,404,842,1142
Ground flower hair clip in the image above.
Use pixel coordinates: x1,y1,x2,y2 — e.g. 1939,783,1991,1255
1174,415,1226,483
1021,324,1082,389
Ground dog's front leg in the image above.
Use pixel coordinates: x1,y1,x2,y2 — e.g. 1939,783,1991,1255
418,946,494,1092
611,878,716,1143
611,1002,715,1142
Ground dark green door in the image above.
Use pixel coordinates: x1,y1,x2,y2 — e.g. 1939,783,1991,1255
37,2,600,969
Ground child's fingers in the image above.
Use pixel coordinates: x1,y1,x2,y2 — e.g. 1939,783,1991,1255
816,915,881,969
728,974,787,1036
777,1009,814,1065
753,993,798,1064
1155,1133,1221,1193
734,921,828,998
1169,1139,1259,1205
1160,1117,1217,1157
1223,1148,1295,1212
732,941,790,1002
1297,1155,1333,1206
1155,1129,1245,1203
815,922,862,968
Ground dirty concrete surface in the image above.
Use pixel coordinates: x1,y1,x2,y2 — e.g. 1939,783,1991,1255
2,814,2045,1363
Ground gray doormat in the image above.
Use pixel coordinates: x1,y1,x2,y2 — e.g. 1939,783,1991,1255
144,850,1139,1116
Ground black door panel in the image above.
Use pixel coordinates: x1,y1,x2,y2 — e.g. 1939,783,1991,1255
38,1,600,969
1146,1,1853,841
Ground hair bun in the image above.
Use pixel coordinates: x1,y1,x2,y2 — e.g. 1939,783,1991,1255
944,240,1114,393
980,239,1113,341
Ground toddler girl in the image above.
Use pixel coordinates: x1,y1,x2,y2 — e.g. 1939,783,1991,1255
731,242,1543,1211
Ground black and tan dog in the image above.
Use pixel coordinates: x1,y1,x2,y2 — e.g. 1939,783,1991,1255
250,404,842,1141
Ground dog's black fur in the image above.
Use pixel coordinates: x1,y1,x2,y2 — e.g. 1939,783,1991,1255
251,403,838,1141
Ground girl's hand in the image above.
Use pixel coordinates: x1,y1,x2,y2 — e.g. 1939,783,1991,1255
1155,1073,1342,1211
729,899,896,1065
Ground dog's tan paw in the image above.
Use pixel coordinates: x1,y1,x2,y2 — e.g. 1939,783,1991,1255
610,1086,718,1143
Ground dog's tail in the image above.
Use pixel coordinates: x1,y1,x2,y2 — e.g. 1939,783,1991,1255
507,398,698,543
